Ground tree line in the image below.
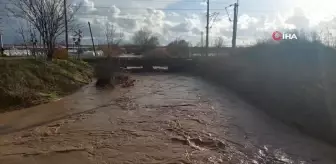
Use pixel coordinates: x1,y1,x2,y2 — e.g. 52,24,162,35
1,0,228,59
1,0,267,60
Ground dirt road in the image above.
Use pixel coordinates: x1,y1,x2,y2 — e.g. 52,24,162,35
0,74,335,164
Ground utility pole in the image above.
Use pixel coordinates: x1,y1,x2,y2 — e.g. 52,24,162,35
232,1,238,48
73,29,83,60
64,0,68,50
0,32,3,56
205,0,209,56
88,22,97,56
237,0,239,17
201,31,204,56
0,21,3,50
0,33,3,50
0,4,4,51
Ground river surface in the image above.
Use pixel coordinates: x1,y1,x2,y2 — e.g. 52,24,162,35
0,74,335,164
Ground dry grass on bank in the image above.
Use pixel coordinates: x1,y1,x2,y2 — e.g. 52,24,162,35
195,40,336,145
0,59,93,112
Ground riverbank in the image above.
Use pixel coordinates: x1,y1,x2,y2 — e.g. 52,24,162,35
1,74,335,164
0,59,93,112
193,41,336,146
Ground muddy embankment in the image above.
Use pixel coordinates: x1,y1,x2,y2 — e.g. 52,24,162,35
192,41,336,146
0,59,93,112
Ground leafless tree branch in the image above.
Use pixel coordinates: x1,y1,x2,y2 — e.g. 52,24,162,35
132,28,159,53
6,0,82,60
104,23,124,46
214,36,224,55
16,21,30,56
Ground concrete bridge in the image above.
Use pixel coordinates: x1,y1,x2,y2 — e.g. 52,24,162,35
84,54,195,72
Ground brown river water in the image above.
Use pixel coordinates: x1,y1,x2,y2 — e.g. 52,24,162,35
0,73,335,164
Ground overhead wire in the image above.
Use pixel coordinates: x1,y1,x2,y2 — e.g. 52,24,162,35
0,9,282,18
209,12,220,28
78,7,223,11
224,4,234,22
0,1,276,14
0,1,231,6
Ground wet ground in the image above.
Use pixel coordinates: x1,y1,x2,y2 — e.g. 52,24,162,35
0,74,335,164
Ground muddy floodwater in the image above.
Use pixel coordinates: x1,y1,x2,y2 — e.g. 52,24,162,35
0,74,335,164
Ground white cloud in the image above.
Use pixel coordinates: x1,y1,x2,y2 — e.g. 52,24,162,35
2,0,336,46
285,8,310,29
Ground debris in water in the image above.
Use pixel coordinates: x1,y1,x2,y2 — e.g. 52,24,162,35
95,74,135,88
95,78,113,88
116,74,135,88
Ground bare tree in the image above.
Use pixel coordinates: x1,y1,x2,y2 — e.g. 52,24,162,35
323,28,333,47
214,37,224,55
132,28,151,45
167,39,190,58
0,4,4,52
214,37,224,48
6,0,81,60
195,42,202,47
0,1,5,25
310,31,320,43
132,28,159,53
105,23,124,47
15,21,31,56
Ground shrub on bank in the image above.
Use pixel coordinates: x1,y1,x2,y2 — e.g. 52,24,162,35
166,39,190,58
195,40,336,145
94,58,121,87
0,59,93,112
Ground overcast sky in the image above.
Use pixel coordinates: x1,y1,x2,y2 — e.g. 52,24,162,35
1,0,336,46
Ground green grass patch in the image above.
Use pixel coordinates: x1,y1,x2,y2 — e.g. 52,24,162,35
0,59,93,112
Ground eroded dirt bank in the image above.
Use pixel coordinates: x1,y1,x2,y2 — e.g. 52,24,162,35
0,74,335,164
0,59,93,112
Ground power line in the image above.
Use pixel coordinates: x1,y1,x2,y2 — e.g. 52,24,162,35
232,0,238,48
64,0,69,50
225,4,234,22
101,0,204,1
0,10,286,20
79,6,226,10
0,10,282,17
0,1,231,6
209,12,220,29
0,5,229,12
0,3,280,14
205,0,209,56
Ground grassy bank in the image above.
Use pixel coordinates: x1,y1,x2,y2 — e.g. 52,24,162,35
0,59,93,112
194,40,336,145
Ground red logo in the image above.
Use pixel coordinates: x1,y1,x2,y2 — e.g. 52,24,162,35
272,31,282,41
